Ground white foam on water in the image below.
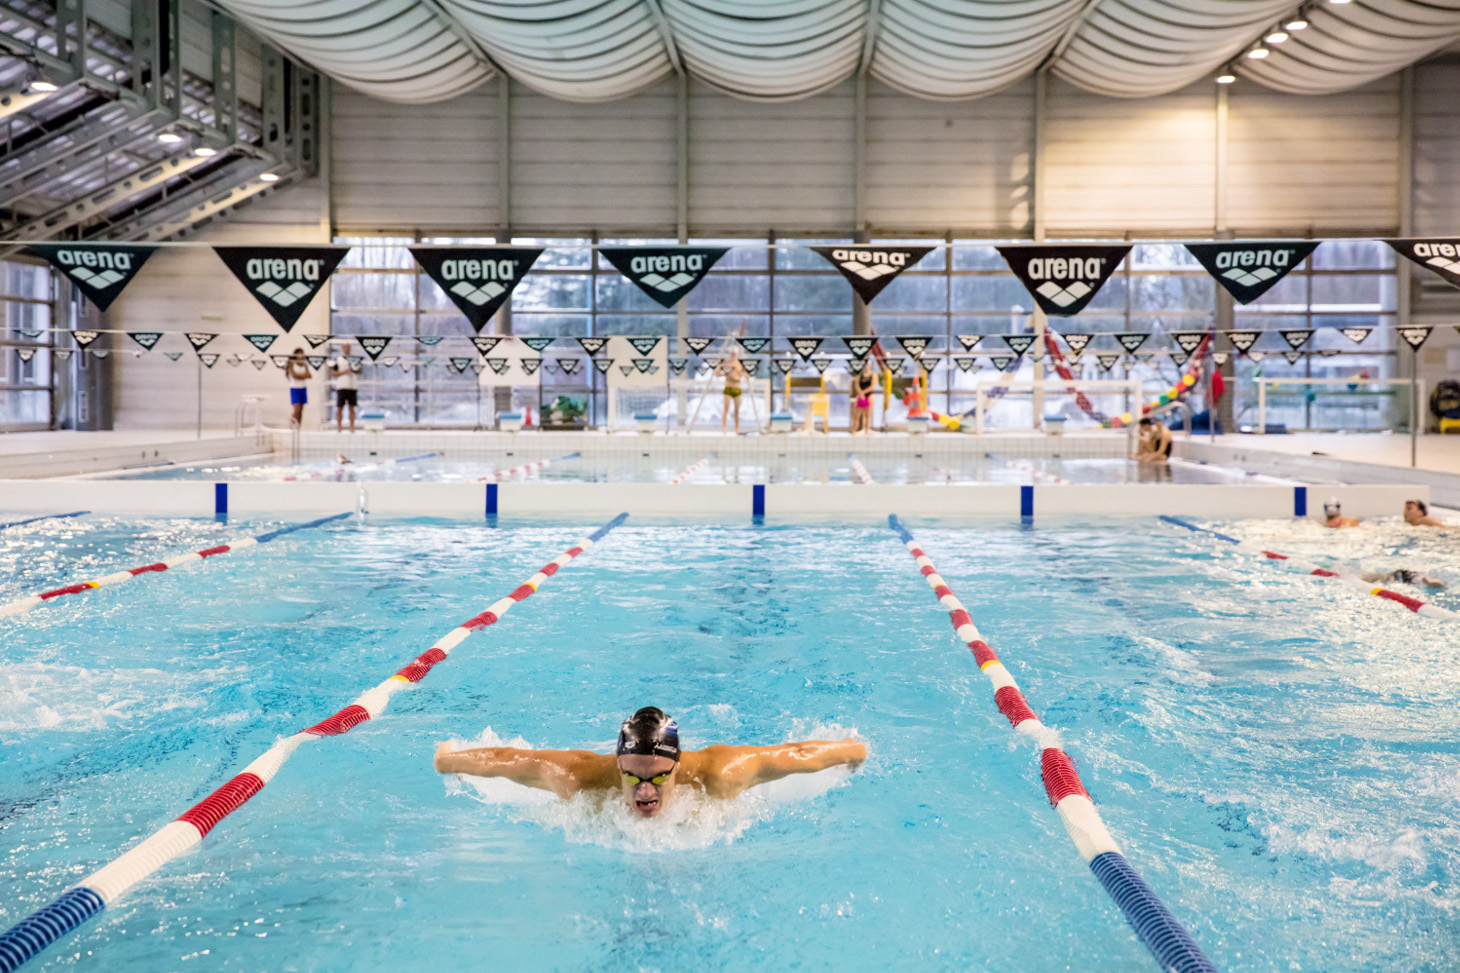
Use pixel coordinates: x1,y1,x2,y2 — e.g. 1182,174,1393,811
444,725,857,851
0,663,207,732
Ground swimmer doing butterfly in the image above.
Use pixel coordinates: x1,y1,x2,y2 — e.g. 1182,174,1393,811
435,707,867,818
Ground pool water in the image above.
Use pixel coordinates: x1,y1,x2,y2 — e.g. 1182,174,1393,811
100,454,1272,486
1,514,1457,971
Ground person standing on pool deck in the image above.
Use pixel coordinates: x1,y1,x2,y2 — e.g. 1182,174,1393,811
329,341,361,434
1323,497,1360,528
285,347,311,428
1403,499,1444,527
434,707,867,819
850,359,877,435
716,349,749,435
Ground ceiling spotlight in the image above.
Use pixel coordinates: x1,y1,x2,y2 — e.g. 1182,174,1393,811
193,146,218,157
1216,73,1237,84
1328,0,1350,4
1248,47,1270,59
1266,31,1289,43
29,79,57,92
158,132,183,143
259,172,279,182
1285,18,1308,29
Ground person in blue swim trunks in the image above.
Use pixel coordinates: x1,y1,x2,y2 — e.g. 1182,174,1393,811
286,347,312,428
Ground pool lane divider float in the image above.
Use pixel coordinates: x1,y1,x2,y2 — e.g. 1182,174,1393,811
887,515,1218,973
0,511,87,531
986,452,1071,485
848,454,875,485
1161,515,1460,621
279,452,437,481
0,512,629,973
0,513,352,620
669,453,716,484
474,451,581,482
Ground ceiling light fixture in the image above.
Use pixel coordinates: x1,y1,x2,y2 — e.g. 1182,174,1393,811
1285,18,1308,29
259,172,279,182
29,79,57,92
1266,31,1289,43
1216,73,1237,84
1328,0,1350,5
158,132,183,143
1248,47,1270,59
193,146,218,157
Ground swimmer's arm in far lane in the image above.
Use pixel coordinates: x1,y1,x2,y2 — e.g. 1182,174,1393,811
433,743,617,797
696,739,868,799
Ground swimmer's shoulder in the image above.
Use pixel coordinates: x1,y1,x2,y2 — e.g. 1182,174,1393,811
536,749,618,791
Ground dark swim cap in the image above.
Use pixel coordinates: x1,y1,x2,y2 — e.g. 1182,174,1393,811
617,707,680,761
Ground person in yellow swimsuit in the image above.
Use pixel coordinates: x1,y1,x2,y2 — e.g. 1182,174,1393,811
434,707,866,819
715,349,750,434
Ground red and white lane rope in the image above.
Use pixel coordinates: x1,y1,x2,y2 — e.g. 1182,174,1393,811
670,453,715,484
0,513,628,973
0,513,352,620
474,451,581,482
887,515,1217,973
848,454,876,485
986,453,1070,484
280,452,437,481
1162,516,1460,621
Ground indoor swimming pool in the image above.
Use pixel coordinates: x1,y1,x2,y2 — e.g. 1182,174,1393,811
1,512,1456,971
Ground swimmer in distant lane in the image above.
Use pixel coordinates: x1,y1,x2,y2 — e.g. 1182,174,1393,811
1322,497,1359,528
434,706,866,819
1359,568,1446,591
1403,499,1443,527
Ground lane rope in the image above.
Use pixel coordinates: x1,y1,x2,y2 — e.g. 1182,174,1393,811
1161,515,1460,621
848,454,876,485
670,453,715,484
0,511,87,531
280,452,437,482
474,451,581,482
986,452,1071,484
0,513,352,620
0,512,629,973
887,515,1218,973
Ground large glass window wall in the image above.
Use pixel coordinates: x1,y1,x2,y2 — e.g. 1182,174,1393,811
0,258,54,431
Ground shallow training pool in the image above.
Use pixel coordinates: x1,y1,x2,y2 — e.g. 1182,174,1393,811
1,513,1456,971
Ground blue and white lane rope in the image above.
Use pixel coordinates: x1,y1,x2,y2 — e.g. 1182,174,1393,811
0,513,352,619
670,453,716,484
0,511,87,531
280,452,437,481
0,513,629,973
888,515,1218,973
474,451,581,482
847,454,875,485
1161,515,1460,621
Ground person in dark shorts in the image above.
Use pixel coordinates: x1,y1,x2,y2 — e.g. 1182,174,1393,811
330,340,361,433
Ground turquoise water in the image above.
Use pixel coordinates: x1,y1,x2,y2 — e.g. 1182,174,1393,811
103,454,1261,485
1,513,1457,971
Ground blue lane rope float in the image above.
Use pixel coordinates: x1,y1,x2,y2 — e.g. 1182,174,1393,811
0,512,629,973
1161,515,1460,621
0,512,352,619
474,451,581,481
887,514,1218,973
0,511,87,531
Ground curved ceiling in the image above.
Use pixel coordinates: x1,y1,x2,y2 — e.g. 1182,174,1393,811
211,0,1460,103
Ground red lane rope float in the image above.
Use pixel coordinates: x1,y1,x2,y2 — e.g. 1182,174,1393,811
0,512,629,973
1161,515,1460,621
670,452,716,484
473,451,581,482
0,513,352,620
847,454,875,485
887,515,1218,973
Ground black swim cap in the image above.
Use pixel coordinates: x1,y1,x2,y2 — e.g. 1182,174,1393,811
617,707,680,761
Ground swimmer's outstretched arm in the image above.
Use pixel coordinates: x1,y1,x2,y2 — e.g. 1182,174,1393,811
433,743,615,798
697,739,867,799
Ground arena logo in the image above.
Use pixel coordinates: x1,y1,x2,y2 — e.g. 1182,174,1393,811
411,246,544,332
28,244,158,312
215,246,350,332
128,332,163,351
359,336,392,360
809,245,935,304
600,247,728,308
1185,242,1318,305
997,245,1131,317
1386,238,1460,289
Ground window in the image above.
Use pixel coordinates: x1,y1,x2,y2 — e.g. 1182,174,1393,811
0,259,54,431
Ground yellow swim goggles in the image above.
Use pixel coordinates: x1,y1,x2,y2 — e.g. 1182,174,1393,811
621,769,673,786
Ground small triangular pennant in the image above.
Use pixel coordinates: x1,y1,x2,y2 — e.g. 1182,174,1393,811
380,356,399,368
558,358,583,375
789,337,824,361
358,336,391,360
1280,329,1313,350
1003,334,1035,356
632,358,655,374
1249,352,1266,363
844,336,876,357
669,358,687,375
593,358,612,374
1283,350,1303,364
471,361,486,375
1212,352,1230,365
1170,332,1205,354
809,357,832,374
1317,348,1341,358
71,330,101,348
955,335,984,352
346,355,363,368
163,351,182,362
304,333,332,348
1115,333,1149,354
521,336,554,353
306,355,326,369
128,332,163,351
242,334,276,353
1096,354,1119,372
896,336,932,358
449,357,473,374
883,356,905,374
1225,330,1260,353
542,360,558,375
416,335,445,347
1061,333,1092,356
990,354,1015,372
198,353,219,368
772,358,796,376
486,358,510,375
954,357,976,372
472,336,502,356
185,332,216,350
520,358,541,375
1398,326,1433,350
55,349,73,360
1170,351,1189,367
16,348,35,362
251,359,267,370
272,354,290,368
684,337,713,355
628,336,662,355
619,364,634,376
1341,327,1372,344
91,349,111,359
738,337,770,354
577,337,608,356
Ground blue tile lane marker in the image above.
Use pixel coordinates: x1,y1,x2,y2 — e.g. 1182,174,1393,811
486,483,498,517
752,484,765,517
1020,485,1034,519
214,483,228,516
1293,485,1307,518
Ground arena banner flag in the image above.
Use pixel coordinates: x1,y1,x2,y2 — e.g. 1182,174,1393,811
599,247,729,308
996,245,1131,316
358,336,391,360
410,246,544,332
127,332,163,351
1385,238,1460,289
1185,241,1318,304
28,243,158,311
214,247,350,332
808,245,936,304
